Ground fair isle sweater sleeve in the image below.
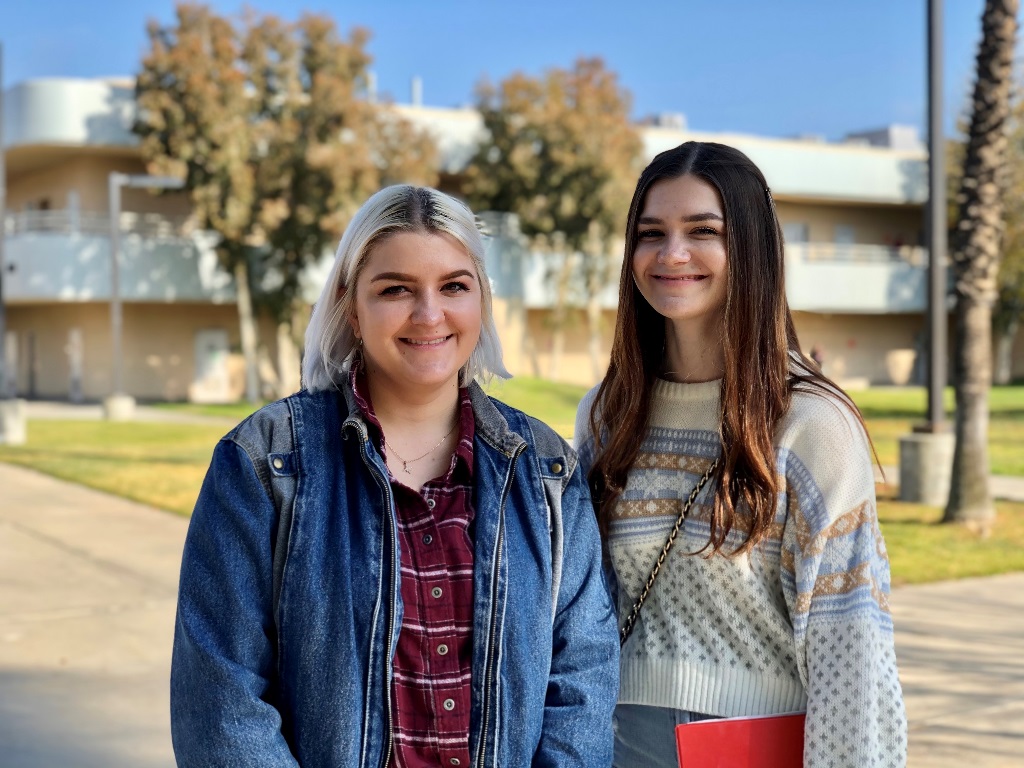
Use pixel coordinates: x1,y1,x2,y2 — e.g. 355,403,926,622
779,394,908,767
573,384,602,474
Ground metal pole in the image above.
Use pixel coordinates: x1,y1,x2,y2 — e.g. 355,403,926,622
925,0,947,430
108,172,124,395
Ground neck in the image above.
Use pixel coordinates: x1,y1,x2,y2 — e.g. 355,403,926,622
662,316,725,383
366,376,461,430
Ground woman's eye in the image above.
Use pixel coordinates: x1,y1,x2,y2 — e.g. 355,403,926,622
443,281,472,293
692,226,720,236
379,285,409,296
637,229,662,240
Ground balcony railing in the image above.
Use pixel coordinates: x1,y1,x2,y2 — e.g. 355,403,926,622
788,241,927,267
4,209,191,239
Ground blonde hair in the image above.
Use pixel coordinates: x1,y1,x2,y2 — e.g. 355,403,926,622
303,185,510,392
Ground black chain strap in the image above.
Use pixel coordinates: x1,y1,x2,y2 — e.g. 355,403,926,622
619,457,721,647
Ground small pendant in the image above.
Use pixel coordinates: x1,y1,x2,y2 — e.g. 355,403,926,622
402,461,411,474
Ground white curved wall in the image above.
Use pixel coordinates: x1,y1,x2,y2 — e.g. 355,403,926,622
3,79,138,149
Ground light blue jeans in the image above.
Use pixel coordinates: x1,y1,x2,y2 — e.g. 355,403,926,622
612,703,719,768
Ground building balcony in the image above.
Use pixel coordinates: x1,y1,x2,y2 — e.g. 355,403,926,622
3,210,235,304
785,242,929,313
483,216,932,316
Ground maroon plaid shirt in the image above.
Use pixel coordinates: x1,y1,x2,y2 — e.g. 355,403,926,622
352,369,476,768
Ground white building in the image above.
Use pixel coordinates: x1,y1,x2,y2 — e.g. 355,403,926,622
3,77,1017,400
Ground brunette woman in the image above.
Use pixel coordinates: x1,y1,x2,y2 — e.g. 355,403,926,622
576,143,907,767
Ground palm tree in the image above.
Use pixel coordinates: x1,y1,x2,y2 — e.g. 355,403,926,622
944,0,1019,530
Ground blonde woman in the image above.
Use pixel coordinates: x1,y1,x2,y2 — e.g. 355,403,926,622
172,185,618,767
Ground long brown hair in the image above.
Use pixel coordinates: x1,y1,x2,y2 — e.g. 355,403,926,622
588,141,869,555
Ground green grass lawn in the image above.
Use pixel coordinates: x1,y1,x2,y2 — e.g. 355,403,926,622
849,385,1024,476
3,379,1023,585
877,487,1024,586
0,419,226,517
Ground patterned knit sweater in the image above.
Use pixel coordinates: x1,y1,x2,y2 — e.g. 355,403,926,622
575,378,908,767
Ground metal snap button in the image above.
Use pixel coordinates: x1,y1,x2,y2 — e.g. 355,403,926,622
431,587,443,599
437,643,449,656
551,461,563,474
443,698,455,711
426,498,436,510
272,457,284,470
449,759,461,766
422,534,433,545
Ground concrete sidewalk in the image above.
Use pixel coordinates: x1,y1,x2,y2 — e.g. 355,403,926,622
1,462,1022,767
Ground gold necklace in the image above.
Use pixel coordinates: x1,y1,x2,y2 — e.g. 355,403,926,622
386,421,458,475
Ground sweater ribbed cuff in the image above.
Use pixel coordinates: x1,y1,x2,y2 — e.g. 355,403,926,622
618,658,807,718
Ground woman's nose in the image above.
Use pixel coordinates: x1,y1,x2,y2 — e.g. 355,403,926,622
411,293,443,325
658,236,691,265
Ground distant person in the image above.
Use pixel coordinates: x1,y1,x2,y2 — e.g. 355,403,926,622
171,185,618,767
810,343,824,368
575,142,907,767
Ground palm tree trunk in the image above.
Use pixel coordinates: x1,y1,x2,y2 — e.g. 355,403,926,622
946,297,994,530
944,0,1019,527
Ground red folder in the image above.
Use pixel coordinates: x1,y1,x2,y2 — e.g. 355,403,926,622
675,712,805,767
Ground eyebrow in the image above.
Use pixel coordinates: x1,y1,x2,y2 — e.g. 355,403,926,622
638,212,724,225
369,269,477,283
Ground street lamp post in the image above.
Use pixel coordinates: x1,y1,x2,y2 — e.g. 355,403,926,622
103,172,185,421
898,0,956,504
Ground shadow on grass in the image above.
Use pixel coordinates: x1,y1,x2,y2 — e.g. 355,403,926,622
0,448,206,466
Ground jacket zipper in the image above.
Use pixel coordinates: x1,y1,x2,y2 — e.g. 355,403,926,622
354,427,398,768
379,478,397,768
475,444,525,768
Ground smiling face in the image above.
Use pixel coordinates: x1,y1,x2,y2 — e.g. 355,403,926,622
631,174,728,336
350,230,483,398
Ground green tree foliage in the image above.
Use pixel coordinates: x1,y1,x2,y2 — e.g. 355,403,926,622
242,12,438,318
463,58,643,378
464,57,642,252
993,97,1024,383
946,84,1024,386
134,3,438,397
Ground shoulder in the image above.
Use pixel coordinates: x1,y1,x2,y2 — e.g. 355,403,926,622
226,389,337,457
778,387,875,520
489,394,572,460
577,383,603,421
466,382,570,456
779,387,869,455
573,383,604,450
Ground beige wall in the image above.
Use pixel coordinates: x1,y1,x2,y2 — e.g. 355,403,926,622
493,299,962,389
492,299,617,387
793,311,936,386
5,303,279,401
775,201,922,246
7,299,1021,402
8,153,191,217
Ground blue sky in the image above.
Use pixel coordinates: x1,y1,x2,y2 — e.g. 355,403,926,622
0,0,1009,141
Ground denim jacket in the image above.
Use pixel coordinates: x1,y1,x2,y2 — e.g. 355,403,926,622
171,382,618,767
